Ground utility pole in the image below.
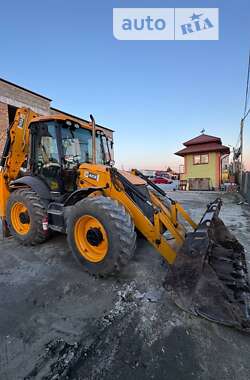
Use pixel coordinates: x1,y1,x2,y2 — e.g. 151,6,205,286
240,118,244,186
239,51,250,188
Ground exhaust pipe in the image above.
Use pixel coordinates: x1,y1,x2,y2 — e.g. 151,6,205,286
90,114,96,165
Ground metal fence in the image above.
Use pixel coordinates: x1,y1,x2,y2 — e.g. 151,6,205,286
241,172,250,204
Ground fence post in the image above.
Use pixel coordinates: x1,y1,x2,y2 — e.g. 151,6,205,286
242,172,250,204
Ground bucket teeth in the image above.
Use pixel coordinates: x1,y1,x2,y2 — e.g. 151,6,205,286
164,212,250,332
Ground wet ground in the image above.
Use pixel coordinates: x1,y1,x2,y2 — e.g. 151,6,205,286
0,191,250,380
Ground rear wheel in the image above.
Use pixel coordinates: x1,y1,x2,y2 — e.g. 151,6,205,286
67,196,137,276
6,189,48,245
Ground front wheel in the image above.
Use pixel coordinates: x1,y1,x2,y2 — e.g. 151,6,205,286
67,196,137,276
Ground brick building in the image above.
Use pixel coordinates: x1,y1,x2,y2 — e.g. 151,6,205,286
0,78,113,154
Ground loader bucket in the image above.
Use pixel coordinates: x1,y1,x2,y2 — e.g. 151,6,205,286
165,198,250,332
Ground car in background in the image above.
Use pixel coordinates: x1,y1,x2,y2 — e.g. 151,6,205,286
151,176,173,184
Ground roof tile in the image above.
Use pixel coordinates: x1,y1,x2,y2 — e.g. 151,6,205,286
184,134,221,146
175,142,230,157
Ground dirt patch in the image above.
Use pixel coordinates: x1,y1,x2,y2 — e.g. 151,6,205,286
0,192,250,379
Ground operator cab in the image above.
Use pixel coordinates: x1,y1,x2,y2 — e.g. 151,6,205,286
29,118,114,195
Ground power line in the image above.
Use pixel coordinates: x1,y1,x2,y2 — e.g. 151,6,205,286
237,51,250,185
243,51,250,118
243,107,250,121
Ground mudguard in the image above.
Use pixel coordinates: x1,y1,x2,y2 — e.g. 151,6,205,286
64,187,104,206
10,176,51,203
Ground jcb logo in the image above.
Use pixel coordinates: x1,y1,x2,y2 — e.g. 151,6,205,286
84,171,99,181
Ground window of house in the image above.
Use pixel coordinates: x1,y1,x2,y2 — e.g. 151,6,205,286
193,154,209,165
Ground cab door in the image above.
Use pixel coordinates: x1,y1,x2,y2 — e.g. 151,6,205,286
31,121,63,193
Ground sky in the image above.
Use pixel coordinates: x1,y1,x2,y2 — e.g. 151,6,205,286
0,0,249,171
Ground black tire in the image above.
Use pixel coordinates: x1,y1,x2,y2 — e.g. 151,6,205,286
6,189,48,245
67,196,137,276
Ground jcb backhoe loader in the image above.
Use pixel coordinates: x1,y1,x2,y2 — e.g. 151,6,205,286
0,108,250,331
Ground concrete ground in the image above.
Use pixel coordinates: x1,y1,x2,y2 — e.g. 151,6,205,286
0,191,250,380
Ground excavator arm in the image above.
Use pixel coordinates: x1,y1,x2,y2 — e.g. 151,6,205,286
0,108,38,220
124,170,250,331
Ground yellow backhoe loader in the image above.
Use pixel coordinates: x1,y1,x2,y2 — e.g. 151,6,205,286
0,108,250,331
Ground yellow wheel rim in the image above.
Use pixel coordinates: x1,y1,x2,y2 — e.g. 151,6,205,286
74,215,108,263
10,202,30,235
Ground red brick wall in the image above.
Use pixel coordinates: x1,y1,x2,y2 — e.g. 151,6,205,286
0,101,8,156
0,81,50,115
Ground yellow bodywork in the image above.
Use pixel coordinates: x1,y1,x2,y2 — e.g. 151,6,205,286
0,169,9,217
0,108,38,217
0,108,97,216
77,163,197,264
0,107,198,266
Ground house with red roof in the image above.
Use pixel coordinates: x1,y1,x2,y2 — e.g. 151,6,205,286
175,134,230,190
